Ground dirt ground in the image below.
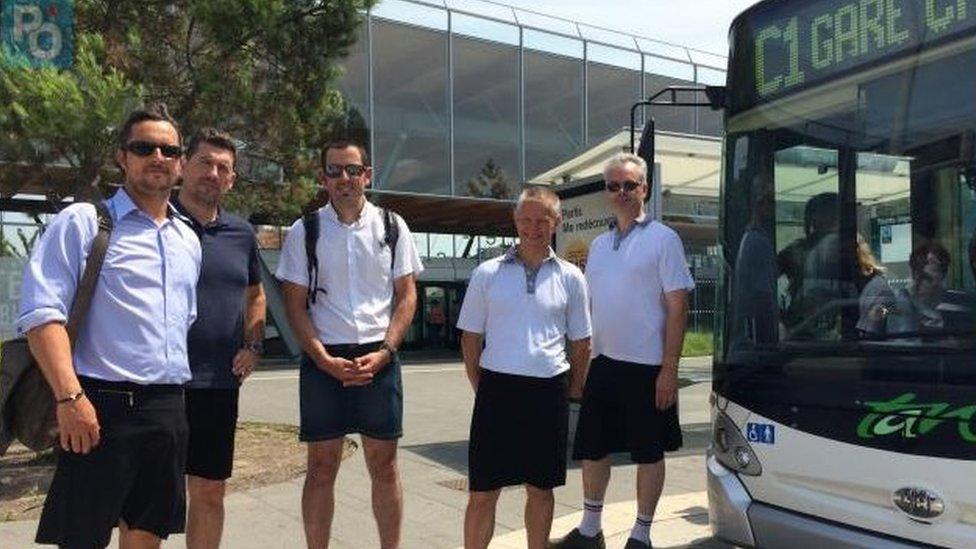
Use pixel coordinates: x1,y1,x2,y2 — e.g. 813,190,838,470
0,422,356,522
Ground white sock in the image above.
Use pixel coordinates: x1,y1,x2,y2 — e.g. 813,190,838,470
629,513,652,544
578,498,603,537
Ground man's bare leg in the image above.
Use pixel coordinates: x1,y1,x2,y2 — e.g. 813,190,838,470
119,521,161,549
582,457,612,501
629,458,666,545
302,438,345,549
361,436,402,549
636,459,665,518
464,489,500,549
524,485,555,549
186,475,227,549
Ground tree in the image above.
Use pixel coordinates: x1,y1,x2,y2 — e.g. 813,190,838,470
0,33,142,200
0,0,376,221
466,158,513,199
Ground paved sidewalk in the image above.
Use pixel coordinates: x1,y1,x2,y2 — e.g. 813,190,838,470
492,491,722,549
0,358,725,548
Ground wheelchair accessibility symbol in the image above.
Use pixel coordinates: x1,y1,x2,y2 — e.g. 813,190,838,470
746,422,776,445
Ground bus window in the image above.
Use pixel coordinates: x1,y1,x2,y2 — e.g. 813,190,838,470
853,152,912,336
773,146,842,339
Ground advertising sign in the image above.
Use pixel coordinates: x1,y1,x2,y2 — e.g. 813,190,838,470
555,165,661,272
2,0,74,68
0,257,25,340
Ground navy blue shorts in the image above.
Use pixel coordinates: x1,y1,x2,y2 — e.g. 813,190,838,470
299,343,403,441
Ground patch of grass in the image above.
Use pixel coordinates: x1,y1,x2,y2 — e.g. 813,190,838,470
2,422,352,522
682,331,713,357
25,449,55,466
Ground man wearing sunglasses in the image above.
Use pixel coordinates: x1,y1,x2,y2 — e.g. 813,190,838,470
276,140,424,549
20,104,202,548
173,128,266,549
553,153,694,549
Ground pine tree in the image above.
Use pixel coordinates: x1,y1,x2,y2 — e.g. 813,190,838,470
466,158,512,199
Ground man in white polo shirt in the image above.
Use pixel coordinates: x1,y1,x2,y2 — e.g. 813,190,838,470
276,140,424,549
458,186,592,549
552,153,694,549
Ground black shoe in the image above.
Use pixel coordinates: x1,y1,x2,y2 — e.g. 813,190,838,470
549,527,606,549
623,538,652,549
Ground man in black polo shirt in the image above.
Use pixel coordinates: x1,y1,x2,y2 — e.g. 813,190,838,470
175,128,266,549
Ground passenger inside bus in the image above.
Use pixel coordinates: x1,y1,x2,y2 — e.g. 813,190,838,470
778,192,841,338
854,236,895,336
886,243,952,332
729,186,778,346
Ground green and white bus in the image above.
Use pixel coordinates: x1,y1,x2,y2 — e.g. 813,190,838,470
709,0,976,547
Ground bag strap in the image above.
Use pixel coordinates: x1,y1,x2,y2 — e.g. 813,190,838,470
64,201,114,345
303,207,401,310
303,212,323,308
382,208,400,272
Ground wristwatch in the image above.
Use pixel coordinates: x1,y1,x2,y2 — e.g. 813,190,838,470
379,341,398,360
242,341,264,356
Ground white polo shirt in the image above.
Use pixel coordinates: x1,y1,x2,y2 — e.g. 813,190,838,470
276,201,424,344
457,247,591,378
586,218,695,365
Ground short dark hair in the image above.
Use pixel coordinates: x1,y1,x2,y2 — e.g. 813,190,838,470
186,128,237,166
118,103,181,148
909,241,951,276
320,139,370,170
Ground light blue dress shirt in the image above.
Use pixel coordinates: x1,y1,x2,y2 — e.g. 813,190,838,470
17,189,202,384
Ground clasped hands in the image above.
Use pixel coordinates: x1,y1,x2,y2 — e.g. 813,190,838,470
318,350,391,387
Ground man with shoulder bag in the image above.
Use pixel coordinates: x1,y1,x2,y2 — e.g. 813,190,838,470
17,104,202,548
0,203,111,456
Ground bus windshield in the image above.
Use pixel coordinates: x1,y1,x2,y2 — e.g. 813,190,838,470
719,26,976,389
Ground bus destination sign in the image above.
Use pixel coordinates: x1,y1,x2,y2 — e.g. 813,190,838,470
740,0,976,105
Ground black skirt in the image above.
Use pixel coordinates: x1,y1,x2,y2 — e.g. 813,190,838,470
572,355,683,464
468,369,568,491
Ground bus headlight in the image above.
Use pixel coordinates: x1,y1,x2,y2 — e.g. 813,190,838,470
712,411,762,476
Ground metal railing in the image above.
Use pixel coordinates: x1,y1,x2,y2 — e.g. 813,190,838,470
380,0,727,70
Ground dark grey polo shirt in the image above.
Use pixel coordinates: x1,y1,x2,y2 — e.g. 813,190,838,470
175,200,261,389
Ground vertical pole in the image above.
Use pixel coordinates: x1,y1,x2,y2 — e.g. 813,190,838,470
581,40,588,147
366,10,376,186
447,9,456,195
692,63,700,134
639,54,646,128
518,26,526,186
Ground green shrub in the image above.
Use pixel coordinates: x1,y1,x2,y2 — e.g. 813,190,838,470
682,331,713,357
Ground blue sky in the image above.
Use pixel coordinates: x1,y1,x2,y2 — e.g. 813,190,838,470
450,0,755,55
487,0,758,56
374,0,760,71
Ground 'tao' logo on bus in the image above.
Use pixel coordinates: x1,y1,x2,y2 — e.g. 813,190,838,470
2,1,73,68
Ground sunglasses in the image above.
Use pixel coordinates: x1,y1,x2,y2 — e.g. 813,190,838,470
125,141,183,159
606,180,641,193
324,163,368,178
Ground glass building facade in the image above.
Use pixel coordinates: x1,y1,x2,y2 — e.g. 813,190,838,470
336,0,726,199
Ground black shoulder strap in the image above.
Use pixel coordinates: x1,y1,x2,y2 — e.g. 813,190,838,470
302,212,323,308
65,201,114,345
382,208,400,272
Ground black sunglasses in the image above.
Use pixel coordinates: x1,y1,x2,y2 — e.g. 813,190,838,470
324,163,368,178
125,141,182,159
606,180,641,193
